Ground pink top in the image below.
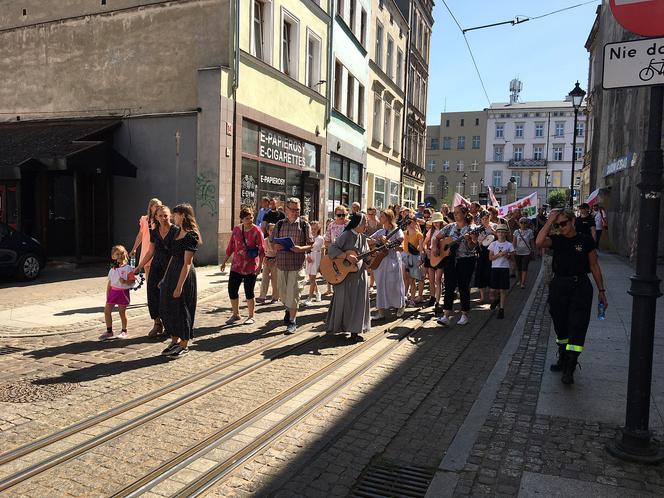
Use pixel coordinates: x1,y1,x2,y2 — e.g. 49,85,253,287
226,225,265,275
139,216,151,261
324,221,347,244
263,237,277,258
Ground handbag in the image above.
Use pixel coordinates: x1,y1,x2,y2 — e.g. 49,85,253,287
241,226,259,258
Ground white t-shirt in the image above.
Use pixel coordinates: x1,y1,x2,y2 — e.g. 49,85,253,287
594,211,604,230
512,229,534,256
108,264,133,289
488,241,514,268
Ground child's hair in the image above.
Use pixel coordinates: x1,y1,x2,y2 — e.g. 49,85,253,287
173,203,203,244
146,198,163,228
266,222,276,235
111,245,129,265
310,220,321,236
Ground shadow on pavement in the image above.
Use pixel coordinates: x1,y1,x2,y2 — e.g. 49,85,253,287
54,303,148,316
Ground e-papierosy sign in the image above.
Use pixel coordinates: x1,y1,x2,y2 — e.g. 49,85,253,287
603,37,664,89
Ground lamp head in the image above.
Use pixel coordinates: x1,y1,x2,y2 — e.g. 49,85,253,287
569,81,586,110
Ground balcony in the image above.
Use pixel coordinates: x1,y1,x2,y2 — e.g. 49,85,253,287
402,159,425,180
508,159,548,168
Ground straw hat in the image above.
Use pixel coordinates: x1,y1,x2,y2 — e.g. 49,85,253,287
430,212,445,224
496,224,509,232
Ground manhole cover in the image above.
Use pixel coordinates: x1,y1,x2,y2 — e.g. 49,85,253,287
352,462,435,498
0,378,80,403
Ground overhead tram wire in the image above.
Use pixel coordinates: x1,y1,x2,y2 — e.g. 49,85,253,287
441,0,491,107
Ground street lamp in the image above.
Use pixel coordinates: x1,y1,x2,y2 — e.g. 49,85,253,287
568,81,586,208
480,178,485,204
545,171,551,205
462,173,468,197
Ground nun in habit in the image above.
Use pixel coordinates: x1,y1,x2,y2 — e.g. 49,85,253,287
325,212,371,340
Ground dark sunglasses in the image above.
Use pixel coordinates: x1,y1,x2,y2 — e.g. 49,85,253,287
335,213,346,217
553,219,570,229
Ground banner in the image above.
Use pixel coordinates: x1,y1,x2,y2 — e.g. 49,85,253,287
487,186,500,208
453,192,471,208
585,188,600,207
498,192,538,218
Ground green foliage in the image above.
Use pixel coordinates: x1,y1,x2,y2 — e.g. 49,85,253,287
547,189,568,208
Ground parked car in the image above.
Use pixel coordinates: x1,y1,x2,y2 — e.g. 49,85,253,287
0,222,46,280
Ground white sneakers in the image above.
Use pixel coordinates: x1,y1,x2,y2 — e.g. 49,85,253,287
436,314,469,326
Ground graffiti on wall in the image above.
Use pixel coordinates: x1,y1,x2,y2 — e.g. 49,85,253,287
196,174,218,217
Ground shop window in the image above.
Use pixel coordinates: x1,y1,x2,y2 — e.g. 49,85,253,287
240,158,259,208
242,121,259,155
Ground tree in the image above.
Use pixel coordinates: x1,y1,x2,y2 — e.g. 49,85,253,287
548,189,568,208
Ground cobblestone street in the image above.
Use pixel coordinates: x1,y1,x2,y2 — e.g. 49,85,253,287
1,255,664,497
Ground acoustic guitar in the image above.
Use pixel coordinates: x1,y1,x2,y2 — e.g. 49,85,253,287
428,226,484,267
367,218,411,270
320,239,402,285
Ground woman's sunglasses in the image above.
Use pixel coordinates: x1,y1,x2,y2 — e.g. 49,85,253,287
335,213,346,218
553,219,570,229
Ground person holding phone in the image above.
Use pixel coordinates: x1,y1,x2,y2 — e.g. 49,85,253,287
487,225,514,319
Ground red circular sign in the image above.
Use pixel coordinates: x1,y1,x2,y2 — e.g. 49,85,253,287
609,0,664,37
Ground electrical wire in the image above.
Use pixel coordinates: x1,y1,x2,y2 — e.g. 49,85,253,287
441,0,492,107
528,0,599,21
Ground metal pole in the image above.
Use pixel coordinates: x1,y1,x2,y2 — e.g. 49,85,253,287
569,108,578,208
607,85,664,464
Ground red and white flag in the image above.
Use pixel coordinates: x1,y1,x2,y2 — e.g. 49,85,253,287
585,188,600,207
487,186,500,208
453,192,471,208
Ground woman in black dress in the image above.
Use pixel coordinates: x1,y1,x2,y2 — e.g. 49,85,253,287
159,203,201,358
135,205,179,337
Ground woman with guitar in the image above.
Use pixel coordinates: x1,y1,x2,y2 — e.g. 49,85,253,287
436,205,479,327
324,213,371,341
423,212,447,313
371,209,406,320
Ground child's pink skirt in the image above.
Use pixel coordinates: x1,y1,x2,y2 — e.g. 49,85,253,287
107,287,130,306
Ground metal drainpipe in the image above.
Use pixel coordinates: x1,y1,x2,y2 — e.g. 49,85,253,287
231,0,240,231
324,0,334,217
400,1,413,204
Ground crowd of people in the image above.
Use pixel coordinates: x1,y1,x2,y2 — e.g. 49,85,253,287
101,195,608,384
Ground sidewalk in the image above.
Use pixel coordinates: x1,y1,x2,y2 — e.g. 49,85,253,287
0,266,229,338
426,253,664,497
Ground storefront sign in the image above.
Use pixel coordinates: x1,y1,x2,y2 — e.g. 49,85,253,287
604,153,637,177
259,129,316,170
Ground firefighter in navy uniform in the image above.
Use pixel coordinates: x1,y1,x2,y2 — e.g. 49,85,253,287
536,208,608,385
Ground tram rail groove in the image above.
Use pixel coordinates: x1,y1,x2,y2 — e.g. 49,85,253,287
172,318,426,498
0,323,329,492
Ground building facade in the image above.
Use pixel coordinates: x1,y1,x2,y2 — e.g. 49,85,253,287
485,90,586,207
396,0,433,209
365,0,408,211
325,0,371,219
425,111,487,207
584,3,664,257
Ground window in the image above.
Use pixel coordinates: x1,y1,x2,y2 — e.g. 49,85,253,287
530,171,539,187
575,146,584,160
495,123,504,139
306,31,322,91
252,0,272,63
349,0,356,32
442,160,450,172
360,9,367,46
383,103,392,148
329,154,362,214
423,31,429,62
374,176,386,209
372,93,382,143
460,118,465,127
386,37,394,79
394,109,401,153
535,122,544,138
390,181,400,206
513,172,522,187
533,145,544,160
334,61,343,110
396,49,403,88
470,183,478,195
336,0,343,16
281,11,299,78
403,185,416,209
576,121,585,137
430,138,439,149
443,137,451,150
357,84,365,126
492,170,502,187
472,135,480,149
515,123,524,138
375,21,384,68
493,145,504,161
456,160,464,172
471,160,479,172
427,182,435,195
475,118,480,126
457,136,465,149
555,122,565,137
445,119,450,127
552,170,562,187
456,182,464,194
346,74,355,120
553,145,564,161
427,159,435,172
513,145,524,161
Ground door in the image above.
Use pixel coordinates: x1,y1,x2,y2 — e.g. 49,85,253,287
302,180,318,221
0,183,19,230
47,174,76,256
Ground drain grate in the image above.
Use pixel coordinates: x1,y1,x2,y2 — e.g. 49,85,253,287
0,378,79,403
0,346,25,356
352,462,435,498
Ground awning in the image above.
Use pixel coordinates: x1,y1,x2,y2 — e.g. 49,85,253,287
0,118,137,179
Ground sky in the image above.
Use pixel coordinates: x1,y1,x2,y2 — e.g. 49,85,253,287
427,0,602,122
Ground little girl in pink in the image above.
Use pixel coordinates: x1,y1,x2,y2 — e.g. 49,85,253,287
100,245,134,340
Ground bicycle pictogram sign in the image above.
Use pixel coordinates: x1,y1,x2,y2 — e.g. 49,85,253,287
639,59,664,81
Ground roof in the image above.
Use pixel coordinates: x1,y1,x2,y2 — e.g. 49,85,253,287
488,100,584,110
0,118,121,168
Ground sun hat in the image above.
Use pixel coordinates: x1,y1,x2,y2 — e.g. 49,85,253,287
496,224,509,232
430,212,445,223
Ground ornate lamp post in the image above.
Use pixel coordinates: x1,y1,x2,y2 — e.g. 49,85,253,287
545,171,551,205
462,173,468,197
568,81,586,208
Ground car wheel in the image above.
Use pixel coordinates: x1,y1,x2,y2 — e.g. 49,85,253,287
17,254,41,280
